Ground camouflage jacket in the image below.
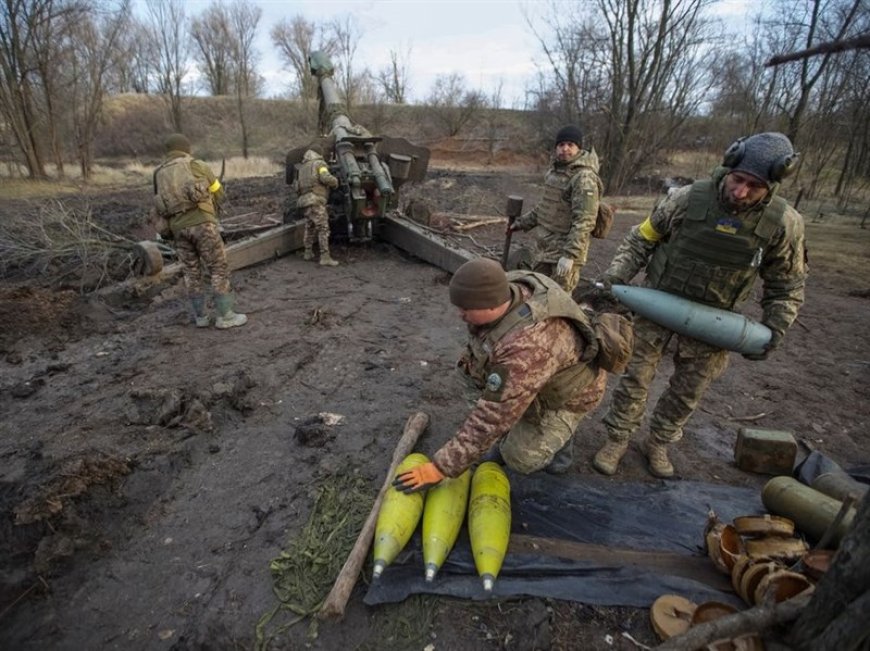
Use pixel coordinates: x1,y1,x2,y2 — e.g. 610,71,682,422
606,168,807,337
514,148,602,265
153,150,225,236
297,149,338,209
432,283,607,477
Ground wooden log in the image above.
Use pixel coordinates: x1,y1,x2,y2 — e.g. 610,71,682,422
318,411,430,620
655,592,812,650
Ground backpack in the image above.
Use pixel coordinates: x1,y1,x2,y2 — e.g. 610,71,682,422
592,202,615,239
153,156,210,218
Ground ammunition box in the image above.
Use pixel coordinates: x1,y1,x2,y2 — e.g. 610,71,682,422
734,428,797,475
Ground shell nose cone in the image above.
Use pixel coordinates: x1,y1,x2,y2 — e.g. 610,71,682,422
481,574,495,592
424,564,438,582
372,560,385,579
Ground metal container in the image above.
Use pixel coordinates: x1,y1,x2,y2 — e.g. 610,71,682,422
811,471,869,502
762,476,856,546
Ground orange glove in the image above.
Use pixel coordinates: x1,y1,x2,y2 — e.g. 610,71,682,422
392,462,445,494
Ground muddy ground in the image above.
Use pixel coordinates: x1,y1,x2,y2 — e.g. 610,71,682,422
1,166,869,651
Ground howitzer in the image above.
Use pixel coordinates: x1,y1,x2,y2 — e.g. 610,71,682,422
285,51,430,242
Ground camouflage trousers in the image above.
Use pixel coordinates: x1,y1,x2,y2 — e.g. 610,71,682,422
302,204,331,254
602,316,730,445
175,221,231,295
500,407,586,474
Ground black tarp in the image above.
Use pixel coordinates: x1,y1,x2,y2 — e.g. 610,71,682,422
364,473,764,608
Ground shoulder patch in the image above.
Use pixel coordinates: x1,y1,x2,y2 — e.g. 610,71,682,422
482,365,509,402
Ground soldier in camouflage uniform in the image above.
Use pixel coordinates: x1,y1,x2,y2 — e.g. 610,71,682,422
509,125,602,293
296,148,340,266
152,133,246,329
592,132,807,478
392,258,608,493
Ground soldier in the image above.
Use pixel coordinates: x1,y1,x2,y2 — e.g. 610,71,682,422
296,147,340,266
393,258,608,493
508,124,603,293
592,132,807,478
152,133,247,329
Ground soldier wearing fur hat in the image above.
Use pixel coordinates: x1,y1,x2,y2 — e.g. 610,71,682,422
592,132,807,479
508,124,603,293
152,133,246,329
393,257,608,493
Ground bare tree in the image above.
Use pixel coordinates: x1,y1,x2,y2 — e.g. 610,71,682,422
0,0,86,178
376,46,412,104
764,0,865,143
190,1,233,96
64,2,130,179
270,15,336,102
145,0,189,131
426,73,486,137
109,18,154,93
527,0,722,193
227,0,261,158
329,15,363,111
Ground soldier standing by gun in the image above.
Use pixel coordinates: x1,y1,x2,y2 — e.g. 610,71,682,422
152,133,246,329
508,125,605,293
297,147,340,267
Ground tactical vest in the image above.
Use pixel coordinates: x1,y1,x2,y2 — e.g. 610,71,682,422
297,158,330,201
535,163,602,234
646,179,787,309
464,271,599,410
153,155,212,218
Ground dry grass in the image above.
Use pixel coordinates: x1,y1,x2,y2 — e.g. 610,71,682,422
805,222,870,288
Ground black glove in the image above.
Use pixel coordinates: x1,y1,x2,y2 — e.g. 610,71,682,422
742,328,783,361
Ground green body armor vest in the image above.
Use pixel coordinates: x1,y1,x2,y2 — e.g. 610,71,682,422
645,179,787,309
464,271,598,410
297,158,330,205
153,155,212,218
535,162,602,235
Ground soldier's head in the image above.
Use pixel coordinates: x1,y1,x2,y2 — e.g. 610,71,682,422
720,132,798,210
449,258,511,326
164,133,191,154
554,124,583,162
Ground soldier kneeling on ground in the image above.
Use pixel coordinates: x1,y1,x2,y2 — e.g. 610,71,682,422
394,258,632,493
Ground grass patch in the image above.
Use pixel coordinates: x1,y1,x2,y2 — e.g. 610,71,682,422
805,222,870,288
254,473,374,650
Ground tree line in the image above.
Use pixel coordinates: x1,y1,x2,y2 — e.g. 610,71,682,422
1,0,868,205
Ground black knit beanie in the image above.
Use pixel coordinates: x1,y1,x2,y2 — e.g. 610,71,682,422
554,125,583,148
449,258,511,309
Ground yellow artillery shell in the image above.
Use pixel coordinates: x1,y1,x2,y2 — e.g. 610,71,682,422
372,452,429,579
468,462,511,592
422,469,471,582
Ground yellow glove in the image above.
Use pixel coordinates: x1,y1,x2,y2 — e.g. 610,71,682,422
392,462,445,494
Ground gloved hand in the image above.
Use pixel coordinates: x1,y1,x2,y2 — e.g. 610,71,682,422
594,274,620,291
555,257,574,277
742,328,783,361
392,462,445,494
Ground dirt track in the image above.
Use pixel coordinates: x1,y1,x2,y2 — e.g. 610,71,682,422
1,169,869,650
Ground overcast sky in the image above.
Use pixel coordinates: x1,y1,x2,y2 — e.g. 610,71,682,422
175,0,754,107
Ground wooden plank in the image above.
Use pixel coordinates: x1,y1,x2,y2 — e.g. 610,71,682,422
225,222,304,271
377,214,476,274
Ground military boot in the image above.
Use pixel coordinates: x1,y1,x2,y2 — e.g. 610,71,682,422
303,248,315,261
318,232,338,266
214,293,248,329
592,439,629,476
190,294,210,328
643,438,674,478
319,252,339,267
545,440,574,474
